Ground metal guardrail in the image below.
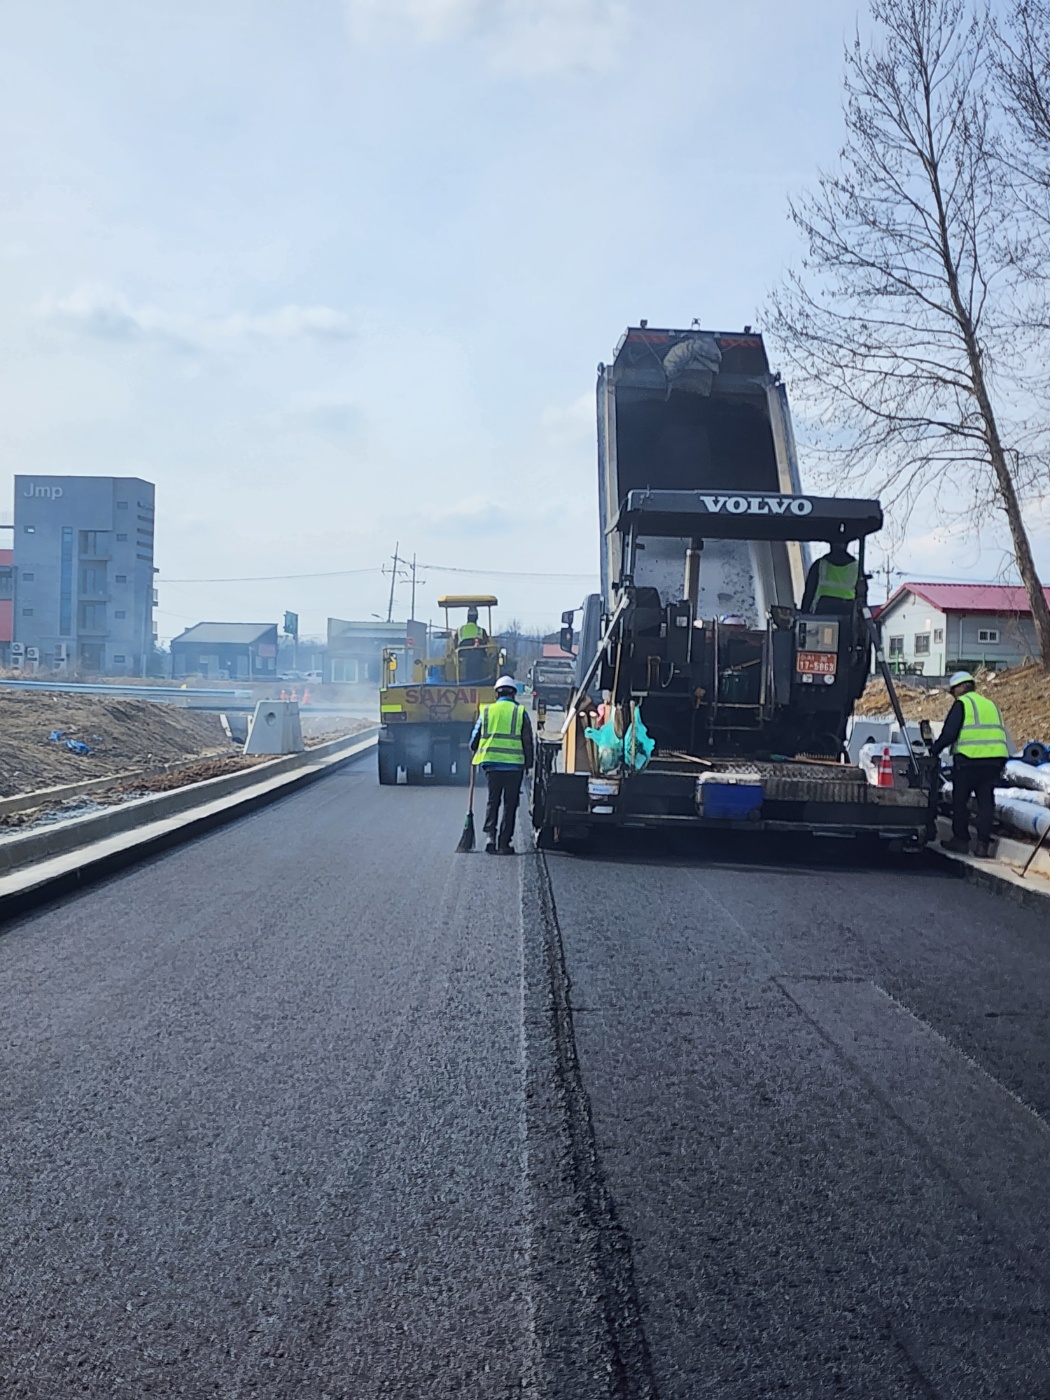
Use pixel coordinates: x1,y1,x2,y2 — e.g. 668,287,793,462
0,679,252,700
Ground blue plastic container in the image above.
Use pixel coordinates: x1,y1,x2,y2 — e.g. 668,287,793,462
696,780,763,821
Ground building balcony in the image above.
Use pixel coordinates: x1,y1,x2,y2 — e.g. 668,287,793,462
79,548,112,562
78,591,110,603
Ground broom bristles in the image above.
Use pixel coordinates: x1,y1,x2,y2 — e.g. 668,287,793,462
455,812,476,853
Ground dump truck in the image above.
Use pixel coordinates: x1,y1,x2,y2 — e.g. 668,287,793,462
377,595,505,784
530,325,932,848
527,657,575,711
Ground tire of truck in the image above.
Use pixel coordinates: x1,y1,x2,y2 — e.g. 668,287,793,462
378,742,398,785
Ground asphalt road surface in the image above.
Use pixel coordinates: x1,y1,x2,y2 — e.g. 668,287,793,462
2,754,1049,1398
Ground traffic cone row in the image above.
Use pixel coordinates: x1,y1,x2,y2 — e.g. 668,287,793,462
277,687,311,707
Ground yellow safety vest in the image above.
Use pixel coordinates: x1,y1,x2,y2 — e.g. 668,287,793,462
953,692,1009,759
473,700,526,767
812,557,859,604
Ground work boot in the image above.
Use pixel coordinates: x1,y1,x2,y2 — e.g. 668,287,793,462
485,841,497,855
941,836,970,854
973,840,991,858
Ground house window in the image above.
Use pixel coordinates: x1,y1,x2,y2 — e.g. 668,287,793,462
116,533,128,542
113,654,126,663
115,609,126,619
978,628,1000,644
0,569,12,598
23,525,34,534
933,628,944,644
21,607,33,616
115,574,127,584
79,603,106,630
21,572,34,581
888,636,905,655
914,633,931,655
117,500,128,510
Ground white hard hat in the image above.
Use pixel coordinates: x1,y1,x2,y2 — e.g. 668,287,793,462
494,675,518,692
949,670,975,688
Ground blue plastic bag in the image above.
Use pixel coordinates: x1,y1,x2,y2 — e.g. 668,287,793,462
624,711,655,771
583,719,623,775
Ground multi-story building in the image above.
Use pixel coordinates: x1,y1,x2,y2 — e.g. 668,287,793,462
13,475,156,676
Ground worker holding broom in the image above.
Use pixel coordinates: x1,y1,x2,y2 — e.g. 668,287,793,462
457,677,534,855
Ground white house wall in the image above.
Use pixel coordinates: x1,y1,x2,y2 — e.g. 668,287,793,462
880,590,1041,674
879,593,948,675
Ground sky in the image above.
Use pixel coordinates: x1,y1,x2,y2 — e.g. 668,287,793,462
0,0,1031,641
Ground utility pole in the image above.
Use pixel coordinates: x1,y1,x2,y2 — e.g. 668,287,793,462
385,543,400,624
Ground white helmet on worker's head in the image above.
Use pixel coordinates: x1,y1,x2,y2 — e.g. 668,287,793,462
494,675,518,695
948,670,975,691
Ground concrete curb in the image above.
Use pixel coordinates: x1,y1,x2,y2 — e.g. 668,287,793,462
0,728,377,923
930,815,1050,914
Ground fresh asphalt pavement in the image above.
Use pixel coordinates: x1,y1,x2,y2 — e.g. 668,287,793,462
1,755,1049,1398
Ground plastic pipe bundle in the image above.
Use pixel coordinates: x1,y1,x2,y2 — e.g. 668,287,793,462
995,795,1050,839
1003,759,1050,794
996,787,1050,808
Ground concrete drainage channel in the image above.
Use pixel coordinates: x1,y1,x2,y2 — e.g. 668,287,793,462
0,727,378,922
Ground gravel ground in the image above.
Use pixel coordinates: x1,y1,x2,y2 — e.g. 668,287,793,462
2,766,1050,1397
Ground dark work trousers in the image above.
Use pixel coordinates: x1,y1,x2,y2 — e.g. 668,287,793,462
952,756,1004,843
483,767,525,848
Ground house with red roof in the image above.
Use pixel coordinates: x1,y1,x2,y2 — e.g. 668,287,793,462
878,582,1050,676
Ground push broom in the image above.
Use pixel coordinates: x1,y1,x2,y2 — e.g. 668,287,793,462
456,761,476,852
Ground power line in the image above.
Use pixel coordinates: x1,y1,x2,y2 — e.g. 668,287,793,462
159,567,382,584
419,562,597,580
157,562,597,584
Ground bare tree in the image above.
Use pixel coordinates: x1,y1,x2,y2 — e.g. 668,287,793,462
995,1,1050,157
767,0,1050,663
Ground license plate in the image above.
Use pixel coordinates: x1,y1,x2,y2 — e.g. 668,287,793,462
796,651,837,675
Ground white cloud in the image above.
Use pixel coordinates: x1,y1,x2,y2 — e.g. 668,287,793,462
38,285,182,344
344,0,628,75
216,305,352,341
37,286,352,347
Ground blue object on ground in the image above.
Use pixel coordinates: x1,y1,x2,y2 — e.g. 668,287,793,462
64,739,92,756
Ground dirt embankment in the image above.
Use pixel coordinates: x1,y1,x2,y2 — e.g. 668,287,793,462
856,662,1050,743
0,694,230,797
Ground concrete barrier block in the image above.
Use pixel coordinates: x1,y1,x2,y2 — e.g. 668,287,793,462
244,701,304,755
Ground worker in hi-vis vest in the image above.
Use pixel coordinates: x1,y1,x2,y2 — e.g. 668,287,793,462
930,670,1009,858
455,606,488,648
470,677,534,855
802,543,863,614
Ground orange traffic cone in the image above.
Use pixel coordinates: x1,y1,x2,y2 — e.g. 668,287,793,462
877,746,895,788
290,686,298,703
302,687,311,707
280,689,288,702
